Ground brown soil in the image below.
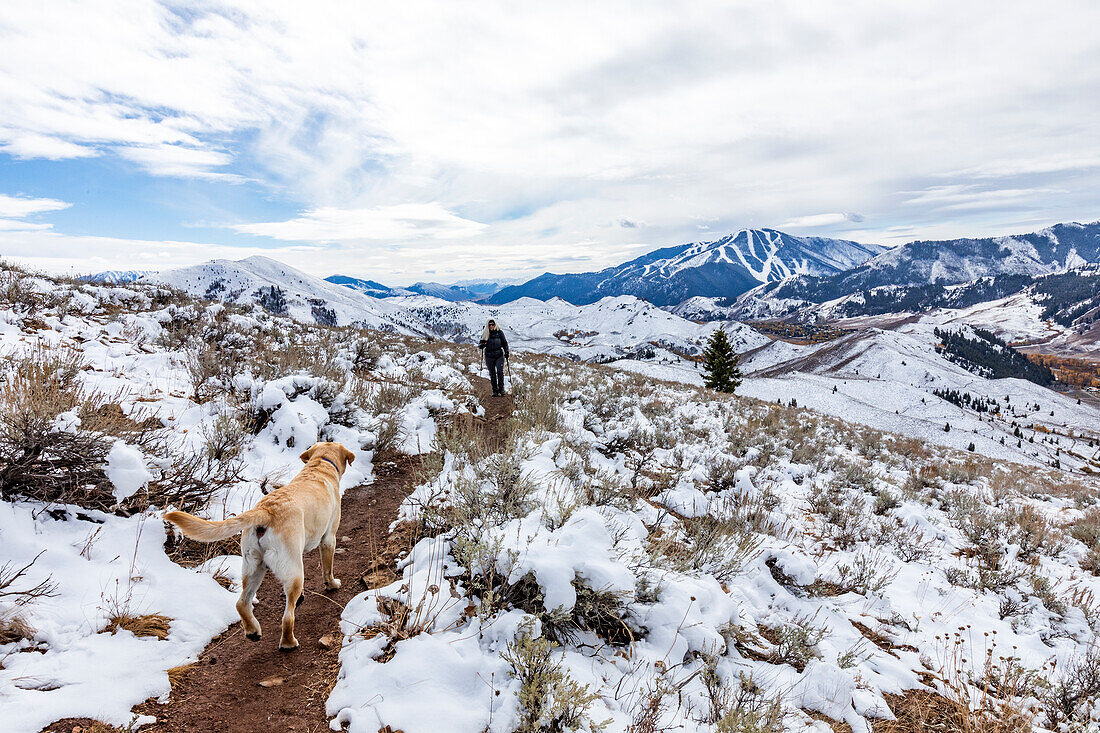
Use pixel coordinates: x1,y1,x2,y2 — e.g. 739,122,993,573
42,378,513,733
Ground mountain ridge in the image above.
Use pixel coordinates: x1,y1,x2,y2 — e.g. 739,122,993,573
325,275,512,302
488,228,886,306
489,221,1100,308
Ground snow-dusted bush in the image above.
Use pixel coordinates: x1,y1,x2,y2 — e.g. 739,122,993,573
0,348,145,511
502,623,605,733
1043,642,1100,728
0,344,245,515
700,667,784,733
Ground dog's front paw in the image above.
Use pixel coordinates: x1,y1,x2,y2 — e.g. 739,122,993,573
326,578,342,591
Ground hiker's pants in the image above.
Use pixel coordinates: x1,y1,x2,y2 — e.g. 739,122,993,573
486,354,505,394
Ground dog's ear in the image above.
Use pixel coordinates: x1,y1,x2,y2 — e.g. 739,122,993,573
342,445,356,465
299,445,315,463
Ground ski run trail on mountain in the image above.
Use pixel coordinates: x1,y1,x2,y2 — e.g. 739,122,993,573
42,379,513,733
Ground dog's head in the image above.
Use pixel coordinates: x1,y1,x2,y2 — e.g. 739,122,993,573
300,441,356,473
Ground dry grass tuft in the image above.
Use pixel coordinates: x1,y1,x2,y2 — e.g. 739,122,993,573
167,662,197,690
354,595,443,663
210,565,234,590
0,612,35,644
875,673,1035,733
164,534,240,568
102,613,172,640
874,689,966,733
0,551,57,643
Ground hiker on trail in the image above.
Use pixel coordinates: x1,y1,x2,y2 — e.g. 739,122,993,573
478,318,509,397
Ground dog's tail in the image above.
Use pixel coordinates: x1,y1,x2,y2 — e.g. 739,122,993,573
163,507,270,542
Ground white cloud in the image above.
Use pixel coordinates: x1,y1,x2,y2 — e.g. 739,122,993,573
0,227,598,284
0,194,70,218
778,213,864,229
115,144,241,180
901,185,1066,213
0,133,99,160
232,204,486,242
0,229,277,274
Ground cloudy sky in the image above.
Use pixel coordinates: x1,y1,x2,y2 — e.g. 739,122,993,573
1,1,1099,284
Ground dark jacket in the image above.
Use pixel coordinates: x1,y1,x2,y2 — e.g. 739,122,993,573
479,329,509,359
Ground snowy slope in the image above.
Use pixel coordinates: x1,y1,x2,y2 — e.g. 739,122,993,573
332,355,1100,733
488,229,886,306
147,257,431,335
324,276,516,302
374,294,769,362
730,267,1100,356
613,326,1100,472
84,270,153,284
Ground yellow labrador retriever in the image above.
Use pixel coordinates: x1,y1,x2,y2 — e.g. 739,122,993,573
164,441,354,650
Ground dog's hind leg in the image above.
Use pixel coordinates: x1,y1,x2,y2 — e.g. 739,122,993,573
236,553,266,641
320,529,341,591
272,539,305,651
278,569,304,651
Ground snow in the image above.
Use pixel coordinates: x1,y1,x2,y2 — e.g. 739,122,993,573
611,326,1100,472
3,262,1100,732
0,502,239,732
106,441,154,502
328,355,1099,731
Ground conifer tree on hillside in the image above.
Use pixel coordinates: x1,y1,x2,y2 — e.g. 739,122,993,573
703,329,742,393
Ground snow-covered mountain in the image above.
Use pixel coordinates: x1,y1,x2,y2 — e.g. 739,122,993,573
747,222,1100,310
728,265,1100,354
493,220,1100,311
325,275,513,302
857,221,1100,286
324,275,408,299
147,256,768,362
84,270,152,284
487,229,887,306
146,257,435,334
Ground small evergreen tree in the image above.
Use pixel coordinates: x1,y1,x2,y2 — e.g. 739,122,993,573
702,330,742,394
